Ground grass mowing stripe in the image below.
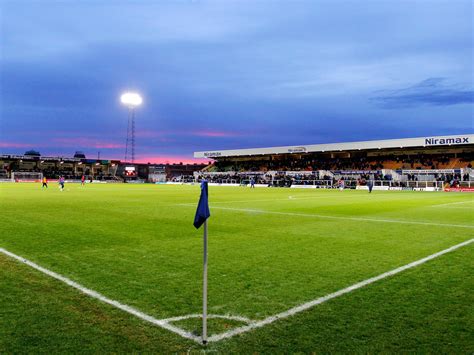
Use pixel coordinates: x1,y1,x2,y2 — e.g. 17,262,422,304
208,238,474,342
209,206,474,229
0,247,202,344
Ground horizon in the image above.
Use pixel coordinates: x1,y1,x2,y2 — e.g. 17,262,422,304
4,132,473,165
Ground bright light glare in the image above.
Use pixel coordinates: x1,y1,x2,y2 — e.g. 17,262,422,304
120,92,143,107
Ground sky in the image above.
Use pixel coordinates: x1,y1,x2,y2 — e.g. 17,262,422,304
0,0,473,164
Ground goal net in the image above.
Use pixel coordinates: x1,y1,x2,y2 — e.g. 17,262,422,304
11,171,43,182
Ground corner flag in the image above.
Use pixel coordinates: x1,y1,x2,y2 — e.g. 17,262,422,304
194,180,211,344
194,180,210,229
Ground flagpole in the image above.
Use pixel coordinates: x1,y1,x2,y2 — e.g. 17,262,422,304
202,219,208,344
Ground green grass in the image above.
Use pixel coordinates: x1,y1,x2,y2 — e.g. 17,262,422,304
0,183,473,353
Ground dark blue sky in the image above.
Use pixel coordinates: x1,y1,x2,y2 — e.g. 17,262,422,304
1,0,473,163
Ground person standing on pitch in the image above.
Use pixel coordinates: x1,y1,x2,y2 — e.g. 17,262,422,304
250,177,255,188
42,176,48,188
338,178,345,191
368,179,374,193
81,175,85,186
59,176,65,191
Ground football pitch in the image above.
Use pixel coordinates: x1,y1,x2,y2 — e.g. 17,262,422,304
0,183,473,353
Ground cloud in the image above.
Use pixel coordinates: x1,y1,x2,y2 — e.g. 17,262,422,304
0,2,273,61
52,138,125,149
371,78,474,108
133,154,210,165
0,141,34,149
191,130,242,138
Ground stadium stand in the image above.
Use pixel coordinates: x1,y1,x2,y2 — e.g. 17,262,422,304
193,134,474,190
0,151,207,183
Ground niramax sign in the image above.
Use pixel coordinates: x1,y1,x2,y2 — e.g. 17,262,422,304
424,136,469,145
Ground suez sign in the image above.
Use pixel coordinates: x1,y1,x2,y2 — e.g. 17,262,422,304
288,147,307,153
203,147,307,157
203,152,222,158
425,137,470,146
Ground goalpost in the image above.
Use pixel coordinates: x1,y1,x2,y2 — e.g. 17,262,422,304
11,171,43,182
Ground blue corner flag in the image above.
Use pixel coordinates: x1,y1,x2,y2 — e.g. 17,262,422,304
194,180,210,229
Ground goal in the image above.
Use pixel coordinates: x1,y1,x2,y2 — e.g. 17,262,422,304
11,171,43,182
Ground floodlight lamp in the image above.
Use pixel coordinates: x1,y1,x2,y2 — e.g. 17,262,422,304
120,92,143,107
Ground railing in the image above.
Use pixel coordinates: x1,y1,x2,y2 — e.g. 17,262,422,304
193,178,474,190
290,180,334,187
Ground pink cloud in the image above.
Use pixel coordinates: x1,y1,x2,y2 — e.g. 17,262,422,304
135,130,168,138
136,129,241,139
192,130,241,137
133,154,211,165
53,138,125,149
0,141,34,148
134,130,175,143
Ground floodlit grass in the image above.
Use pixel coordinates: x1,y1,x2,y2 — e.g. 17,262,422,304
0,183,473,352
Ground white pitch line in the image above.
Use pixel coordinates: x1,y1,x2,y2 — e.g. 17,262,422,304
0,248,202,344
431,200,474,207
208,238,474,342
175,195,365,207
210,206,474,229
184,191,445,207
161,313,254,324
439,206,474,209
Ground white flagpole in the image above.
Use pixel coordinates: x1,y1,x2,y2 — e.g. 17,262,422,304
202,219,208,344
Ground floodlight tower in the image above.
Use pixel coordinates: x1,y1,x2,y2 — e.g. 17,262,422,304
120,92,142,163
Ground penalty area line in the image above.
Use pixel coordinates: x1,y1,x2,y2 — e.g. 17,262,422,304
0,248,202,344
208,238,474,342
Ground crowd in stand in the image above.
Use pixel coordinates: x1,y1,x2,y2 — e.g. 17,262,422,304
191,171,391,188
213,153,473,173
404,172,467,182
186,162,472,188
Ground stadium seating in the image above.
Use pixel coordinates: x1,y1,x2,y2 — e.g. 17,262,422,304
211,154,473,173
